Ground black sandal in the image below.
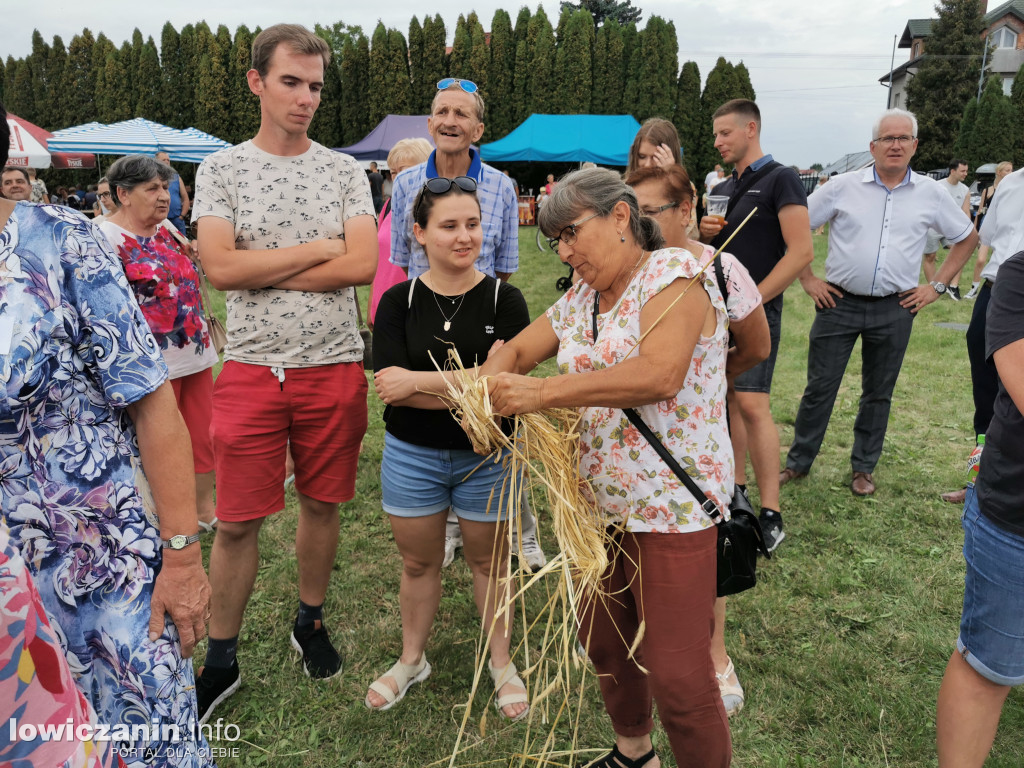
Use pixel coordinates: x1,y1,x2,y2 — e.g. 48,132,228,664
584,745,657,768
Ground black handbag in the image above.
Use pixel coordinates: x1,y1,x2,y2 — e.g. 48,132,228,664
623,408,770,597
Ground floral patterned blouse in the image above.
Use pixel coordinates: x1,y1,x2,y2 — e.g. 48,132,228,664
0,522,117,768
98,221,213,380
546,246,733,534
1,203,211,766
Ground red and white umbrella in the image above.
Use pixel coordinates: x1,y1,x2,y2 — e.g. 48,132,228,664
6,113,96,170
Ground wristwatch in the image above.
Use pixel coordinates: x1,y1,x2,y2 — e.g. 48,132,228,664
930,281,947,295
161,533,201,550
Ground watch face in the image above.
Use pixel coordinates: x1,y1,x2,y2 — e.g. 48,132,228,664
170,534,188,549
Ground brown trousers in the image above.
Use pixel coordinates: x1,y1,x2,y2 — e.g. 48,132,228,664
579,527,732,767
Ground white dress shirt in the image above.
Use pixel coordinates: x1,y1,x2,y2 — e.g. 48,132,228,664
808,167,974,295
979,168,1024,282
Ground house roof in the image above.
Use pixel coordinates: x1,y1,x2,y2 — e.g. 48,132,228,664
821,151,875,176
878,55,923,83
899,19,933,47
985,0,1024,26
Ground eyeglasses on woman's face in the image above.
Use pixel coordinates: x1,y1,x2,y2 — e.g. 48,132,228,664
547,212,600,253
640,202,679,218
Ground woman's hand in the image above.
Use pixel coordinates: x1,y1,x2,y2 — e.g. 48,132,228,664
651,143,676,169
489,373,547,416
149,548,211,658
375,366,420,404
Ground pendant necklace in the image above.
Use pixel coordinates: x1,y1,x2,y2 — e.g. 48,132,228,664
431,287,466,331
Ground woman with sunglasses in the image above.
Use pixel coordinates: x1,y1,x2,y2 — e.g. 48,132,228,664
367,176,531,721
625,163,770,719
480,167,733,767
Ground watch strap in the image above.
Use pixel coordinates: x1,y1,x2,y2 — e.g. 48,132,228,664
161,533,201,550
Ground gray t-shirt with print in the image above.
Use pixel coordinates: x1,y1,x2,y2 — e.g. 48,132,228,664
192,140,375,367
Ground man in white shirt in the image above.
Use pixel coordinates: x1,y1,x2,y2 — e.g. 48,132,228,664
703,163,723,196
923,158,971,300
782,108,978,496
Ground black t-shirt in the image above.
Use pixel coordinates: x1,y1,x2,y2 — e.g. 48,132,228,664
367,171,383,198
373,275,530,450
711,160,808,309
977,251,1024,535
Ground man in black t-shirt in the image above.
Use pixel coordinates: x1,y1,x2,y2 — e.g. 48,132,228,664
368,161,384,213
936,250,1024,766
699,98,814,551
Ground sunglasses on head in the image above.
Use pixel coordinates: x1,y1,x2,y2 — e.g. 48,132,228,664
436,78,478,94
423,176,478,195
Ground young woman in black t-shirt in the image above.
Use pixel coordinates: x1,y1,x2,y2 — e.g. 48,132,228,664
365,177,531,721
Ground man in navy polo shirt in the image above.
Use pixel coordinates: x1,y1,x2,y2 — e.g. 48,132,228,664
700,98,814,552
389,78,545,572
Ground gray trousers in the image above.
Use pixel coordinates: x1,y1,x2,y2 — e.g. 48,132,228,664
786,292,915,474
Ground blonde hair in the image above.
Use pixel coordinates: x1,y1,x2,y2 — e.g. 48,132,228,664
387,138,433,174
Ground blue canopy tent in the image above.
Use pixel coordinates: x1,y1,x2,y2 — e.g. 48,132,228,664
48,118,230,162
335,115,434,163
479,114,643,165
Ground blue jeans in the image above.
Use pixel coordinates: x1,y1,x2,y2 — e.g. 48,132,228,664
957,486,1024,686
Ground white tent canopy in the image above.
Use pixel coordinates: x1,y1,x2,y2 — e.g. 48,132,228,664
48,118,230,163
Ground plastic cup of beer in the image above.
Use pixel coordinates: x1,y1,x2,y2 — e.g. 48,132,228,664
705,195,729,226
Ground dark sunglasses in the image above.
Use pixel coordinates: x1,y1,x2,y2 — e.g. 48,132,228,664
436,78,478,94
423,176,478,195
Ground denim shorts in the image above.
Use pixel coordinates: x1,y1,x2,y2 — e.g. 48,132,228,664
380,433,518,522
733,299,782,394
957,486,1024,686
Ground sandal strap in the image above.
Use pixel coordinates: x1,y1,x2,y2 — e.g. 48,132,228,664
587,745,657,768
369,657,427,704
489,659,530,715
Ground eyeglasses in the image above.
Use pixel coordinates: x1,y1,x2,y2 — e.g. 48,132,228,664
437,78,478,94
422,176,478,195
98,191,112,199
547,212,601,252
873,135,916,146
640,202,678,217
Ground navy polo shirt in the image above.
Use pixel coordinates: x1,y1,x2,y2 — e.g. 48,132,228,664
711,154,808,308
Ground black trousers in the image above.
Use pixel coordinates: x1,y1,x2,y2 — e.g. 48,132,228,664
786,292,915,475
967,281,998,437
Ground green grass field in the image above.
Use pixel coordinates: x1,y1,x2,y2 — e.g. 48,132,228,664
196,231,1023,767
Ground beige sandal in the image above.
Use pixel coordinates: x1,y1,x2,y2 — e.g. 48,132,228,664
365,656,431,712
489,659,530,721
716,658,744,717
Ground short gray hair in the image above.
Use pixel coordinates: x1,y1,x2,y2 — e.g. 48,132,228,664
872,108,918,141
106,154,173,207
431,81,486,122
537,167,664,252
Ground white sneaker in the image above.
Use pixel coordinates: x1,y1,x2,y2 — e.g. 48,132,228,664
965,283,980,300
512,529,547,572
442,530,463,568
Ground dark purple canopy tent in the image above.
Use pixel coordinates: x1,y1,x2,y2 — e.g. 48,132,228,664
334,115,434,164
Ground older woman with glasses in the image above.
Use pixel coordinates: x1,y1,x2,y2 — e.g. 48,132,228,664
99,154,218,532
367,175,530,720
0,101,212,767
480,167,733,767
625,163,770,719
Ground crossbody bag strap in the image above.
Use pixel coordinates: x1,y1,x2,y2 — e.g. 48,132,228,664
622,407,725,526
723,161,782,221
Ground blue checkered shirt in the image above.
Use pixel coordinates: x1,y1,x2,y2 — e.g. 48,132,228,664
389,148,519,278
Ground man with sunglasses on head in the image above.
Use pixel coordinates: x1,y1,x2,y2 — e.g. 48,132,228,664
783,108,978,497
190,23,377,723
390,77,547,573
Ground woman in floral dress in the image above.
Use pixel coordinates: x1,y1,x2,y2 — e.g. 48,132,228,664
480,167,733,767
98,155,218,532
0,104,212,768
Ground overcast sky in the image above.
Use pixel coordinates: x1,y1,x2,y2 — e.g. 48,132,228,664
4,0,943,167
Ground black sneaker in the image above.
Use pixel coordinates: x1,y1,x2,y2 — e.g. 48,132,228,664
948,285,962,302
196,660,241,725
758,509,785,554
290,619,343,679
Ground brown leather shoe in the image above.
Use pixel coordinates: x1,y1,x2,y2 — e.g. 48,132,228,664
779,467,807,487
851,472,876,496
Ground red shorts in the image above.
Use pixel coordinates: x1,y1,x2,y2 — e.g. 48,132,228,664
170,368,215,474
211,361,369,522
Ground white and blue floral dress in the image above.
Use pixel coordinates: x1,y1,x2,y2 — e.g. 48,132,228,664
0,202,213,767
